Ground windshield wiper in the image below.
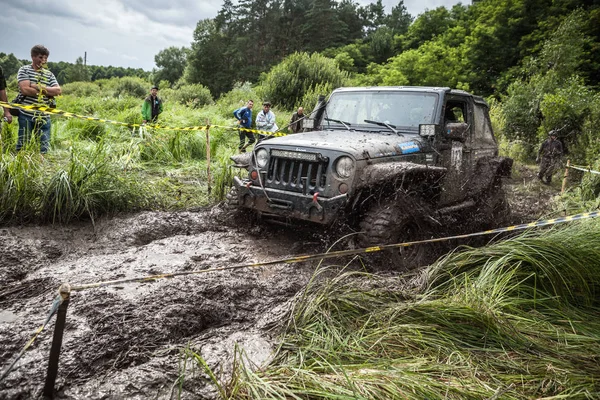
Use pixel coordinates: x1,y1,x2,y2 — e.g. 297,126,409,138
324,117,351,130
364,119,403,137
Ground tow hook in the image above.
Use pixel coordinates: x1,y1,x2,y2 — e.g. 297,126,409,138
312,192,323,212
245,181,256,198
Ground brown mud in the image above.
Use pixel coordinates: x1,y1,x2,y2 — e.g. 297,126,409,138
0,167,558,399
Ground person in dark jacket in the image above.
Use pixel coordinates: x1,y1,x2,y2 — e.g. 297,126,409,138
233,99,254,152
290,107,304,133
142,86,163,123
536,130,563,184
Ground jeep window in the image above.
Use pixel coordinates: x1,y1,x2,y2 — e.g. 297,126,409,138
325,91,438,130
473,103,496,147
443,101,467,124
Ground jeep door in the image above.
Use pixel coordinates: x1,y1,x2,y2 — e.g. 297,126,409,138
438,95,474,204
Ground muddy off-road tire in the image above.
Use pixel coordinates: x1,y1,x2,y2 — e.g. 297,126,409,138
473,187,511,230
225,185,240,211
357,197,438,271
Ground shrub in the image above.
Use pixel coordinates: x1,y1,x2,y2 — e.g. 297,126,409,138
171,83,213,108
61,81,102,97
258,52,349,110
113,77,149,98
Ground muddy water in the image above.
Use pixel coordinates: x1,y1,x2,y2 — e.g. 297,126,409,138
0,169,555,399
0,208,326,399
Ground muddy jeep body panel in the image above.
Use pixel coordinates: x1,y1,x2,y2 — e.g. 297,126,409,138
229,86,511,226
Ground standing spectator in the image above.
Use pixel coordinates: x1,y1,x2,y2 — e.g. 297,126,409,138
233,99,254,152
16,45,61,154
142,86,163,124
536,130,563,184
290,106,304,133
255,101,278,142
0,66,13,124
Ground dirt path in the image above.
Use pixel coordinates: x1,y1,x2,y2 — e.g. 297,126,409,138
0,167,560,399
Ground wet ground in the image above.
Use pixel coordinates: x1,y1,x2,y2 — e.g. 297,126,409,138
0,167,558,399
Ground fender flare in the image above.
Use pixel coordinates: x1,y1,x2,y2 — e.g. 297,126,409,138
354,161,447,191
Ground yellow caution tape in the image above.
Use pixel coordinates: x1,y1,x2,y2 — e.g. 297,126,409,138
568,164,600,175
68,210,600,292
0,101,288,137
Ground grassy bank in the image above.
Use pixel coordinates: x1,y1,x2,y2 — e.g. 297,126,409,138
218,219,600,399
0,81,262,223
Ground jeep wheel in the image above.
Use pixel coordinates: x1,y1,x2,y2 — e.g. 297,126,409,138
225,185,240,211
357,197,437,270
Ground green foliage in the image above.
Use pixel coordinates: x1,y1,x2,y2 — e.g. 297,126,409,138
61,81,101,97
154,46,188,84
170,83,213,108
40,143,146,223
113,76,149,98
258,52,348,110
224,220,600,398
499,9,594,162
64,119,106,141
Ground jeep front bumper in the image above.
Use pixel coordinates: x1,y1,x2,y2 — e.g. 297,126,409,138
233,176,348,224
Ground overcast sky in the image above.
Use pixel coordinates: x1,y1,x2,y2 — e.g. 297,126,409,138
1,0,469,71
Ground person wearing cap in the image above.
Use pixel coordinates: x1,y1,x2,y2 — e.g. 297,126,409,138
536,130,563,184
255,101,278,142
142,85,163,124
290,107,304,133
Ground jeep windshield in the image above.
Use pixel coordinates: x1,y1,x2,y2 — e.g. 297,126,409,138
324,91,438,132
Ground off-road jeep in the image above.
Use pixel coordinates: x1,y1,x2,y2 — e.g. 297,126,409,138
227,86,512,266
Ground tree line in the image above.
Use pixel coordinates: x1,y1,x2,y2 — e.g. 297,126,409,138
0,53,150,85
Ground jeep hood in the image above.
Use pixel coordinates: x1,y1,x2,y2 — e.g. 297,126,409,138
260,130,424,160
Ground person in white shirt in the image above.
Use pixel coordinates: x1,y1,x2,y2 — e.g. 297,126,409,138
255,101,278,142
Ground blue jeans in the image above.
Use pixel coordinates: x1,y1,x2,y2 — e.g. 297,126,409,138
17,113,51,154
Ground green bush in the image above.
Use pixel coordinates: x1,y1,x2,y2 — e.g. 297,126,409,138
113,77,149,98
171,83,213,108
215,82,259,119
61,81,102,97
258,52,349,110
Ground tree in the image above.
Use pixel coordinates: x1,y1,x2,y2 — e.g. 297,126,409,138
258,52,348,109
301,0,348,52
154,46,188,85
385,0,413,35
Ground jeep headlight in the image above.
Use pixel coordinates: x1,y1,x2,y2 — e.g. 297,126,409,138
255,148,269,168
335,156,354,179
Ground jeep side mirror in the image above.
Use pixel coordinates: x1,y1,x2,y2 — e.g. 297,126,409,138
445,122,468,141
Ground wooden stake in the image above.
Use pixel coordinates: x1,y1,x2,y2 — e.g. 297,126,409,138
43,284,71,399
561,159,570,195
206,119,211,196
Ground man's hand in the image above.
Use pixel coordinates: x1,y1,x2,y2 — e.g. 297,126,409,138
3,109,12,123
142,120,147,124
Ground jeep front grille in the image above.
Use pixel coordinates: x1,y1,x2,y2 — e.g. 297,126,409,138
266,154,328,194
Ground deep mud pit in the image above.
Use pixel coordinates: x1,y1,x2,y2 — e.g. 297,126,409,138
0,210,328,399
0,168,557,399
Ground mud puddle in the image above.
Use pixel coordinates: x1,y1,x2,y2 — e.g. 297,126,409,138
0,170,558,399
0,208,336,399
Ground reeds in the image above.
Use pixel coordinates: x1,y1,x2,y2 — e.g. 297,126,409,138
223,220,600,399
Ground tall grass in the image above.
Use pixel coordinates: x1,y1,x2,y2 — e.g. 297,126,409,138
218,220,600,399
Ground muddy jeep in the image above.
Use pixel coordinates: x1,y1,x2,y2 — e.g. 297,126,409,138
227,86,512,266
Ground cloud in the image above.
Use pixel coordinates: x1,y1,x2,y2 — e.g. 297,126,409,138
1,0,468,70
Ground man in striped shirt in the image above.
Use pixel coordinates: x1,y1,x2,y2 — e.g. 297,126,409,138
16,45,62,154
